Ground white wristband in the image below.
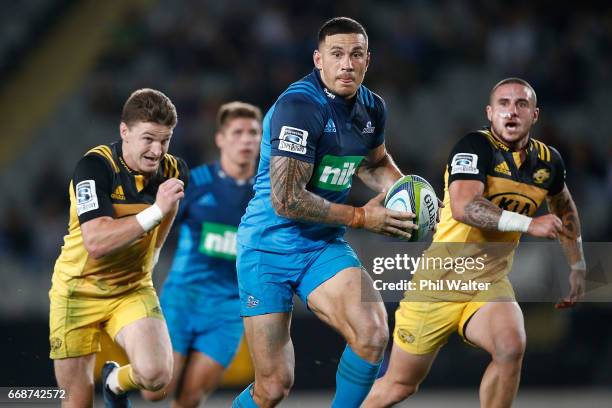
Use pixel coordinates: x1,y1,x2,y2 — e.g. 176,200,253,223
136,204,163,232
498,210,532,233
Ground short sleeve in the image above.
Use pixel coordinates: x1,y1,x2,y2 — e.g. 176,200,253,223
270,94,325,163
447,132,494,184
548,146,566,196
370,94,387,149
72,155,115,224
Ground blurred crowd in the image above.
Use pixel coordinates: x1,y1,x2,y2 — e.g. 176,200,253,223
1,0,611,274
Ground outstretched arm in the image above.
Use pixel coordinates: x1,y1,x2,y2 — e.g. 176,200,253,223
269,155,415,238
546,184,586,307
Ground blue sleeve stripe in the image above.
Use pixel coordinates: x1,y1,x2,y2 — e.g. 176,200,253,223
359,86,374,108
281,82,326,105
202,165,212,183
191,166,212,186
280,88,326,105
191,167,203,186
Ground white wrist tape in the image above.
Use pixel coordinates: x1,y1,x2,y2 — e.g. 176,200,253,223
136,204,163,232
498,210,532,233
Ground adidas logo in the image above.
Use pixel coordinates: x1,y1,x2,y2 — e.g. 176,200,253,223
111,185,125,200
197,193,217,207
324,118,337,133
494,161,511,176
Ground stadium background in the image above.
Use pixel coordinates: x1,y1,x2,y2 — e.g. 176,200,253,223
0,0,610,406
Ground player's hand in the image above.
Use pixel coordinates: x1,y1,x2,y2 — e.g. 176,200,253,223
526,214,562,239
362,191,417,239
555,268,586,309
155,178,185,215
433,198,444,232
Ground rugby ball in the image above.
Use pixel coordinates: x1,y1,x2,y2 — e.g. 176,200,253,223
384,175,438,241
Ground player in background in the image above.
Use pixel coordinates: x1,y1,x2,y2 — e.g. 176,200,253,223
363,78,586,408
49,89,189,407
141,102,262,407
232,17,419,408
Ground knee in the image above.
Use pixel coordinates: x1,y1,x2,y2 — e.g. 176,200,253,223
141,389,167,402
132,362,172,391
493,332,526,364
351,311,389,357
255,374,294,405
390,382,419,402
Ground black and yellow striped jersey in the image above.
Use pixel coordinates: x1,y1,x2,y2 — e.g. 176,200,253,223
52,141,189,298
434,127,565,244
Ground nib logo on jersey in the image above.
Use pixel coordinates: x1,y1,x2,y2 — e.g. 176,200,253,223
199,222,238,260
313,155,364,191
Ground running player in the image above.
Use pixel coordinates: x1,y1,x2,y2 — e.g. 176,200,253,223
363,78,586,408
232,17,418,408
141,101,262,407
49,88,189,408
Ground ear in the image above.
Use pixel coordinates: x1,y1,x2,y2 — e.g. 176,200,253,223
532,107,539,124
119,122,129,141
365,51,371,71
485,105,493,122
313,49,322,70
215,131,224,149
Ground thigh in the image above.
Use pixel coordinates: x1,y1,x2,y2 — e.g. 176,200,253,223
243,312,294,379
115,317,173,371
104,287,165,340
393,300,464,355
237,244,297,317
49,290,105,359
178,351,225,399
54,354,96,407
463,301,525,354
307,266,386,343
384,343,438,388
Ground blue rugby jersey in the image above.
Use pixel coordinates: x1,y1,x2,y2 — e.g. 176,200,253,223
238,69,387,252
163,162,254,302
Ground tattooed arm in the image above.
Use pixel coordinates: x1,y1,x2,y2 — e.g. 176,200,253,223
449,180,563,239
356,143,403,192
547,185,586,306
269,155,415,238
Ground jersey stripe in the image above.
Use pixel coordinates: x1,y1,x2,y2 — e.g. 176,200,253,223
86,145,119,173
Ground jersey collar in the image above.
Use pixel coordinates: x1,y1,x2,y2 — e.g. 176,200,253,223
312,68,358,107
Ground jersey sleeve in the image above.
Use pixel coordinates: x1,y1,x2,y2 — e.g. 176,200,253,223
72,154,115,224
548,146,566,196
269,94,325,163
370,93,387,149
447,132,494,184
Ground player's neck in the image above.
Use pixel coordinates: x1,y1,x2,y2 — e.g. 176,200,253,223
490,129,530,151
219,155,255,181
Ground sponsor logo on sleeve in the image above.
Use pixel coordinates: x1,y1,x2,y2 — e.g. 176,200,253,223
76,180,99,215
451,153,479,175
362,121,375,134
278,126,308,155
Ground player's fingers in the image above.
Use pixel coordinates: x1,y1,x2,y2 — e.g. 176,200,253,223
387,209,416,220
388,218,418,231
385,225,412,240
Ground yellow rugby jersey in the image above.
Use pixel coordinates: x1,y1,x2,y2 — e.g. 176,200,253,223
52,141,189,298
434,127,565,244
408,128,566,298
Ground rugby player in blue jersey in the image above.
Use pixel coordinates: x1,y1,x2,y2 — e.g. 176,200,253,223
233,17,418,408
142,102,262,407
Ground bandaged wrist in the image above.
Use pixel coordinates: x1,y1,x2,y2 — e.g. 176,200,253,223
350,207,366,229
571,260,586,271
497,210,532,232
136,204,163,232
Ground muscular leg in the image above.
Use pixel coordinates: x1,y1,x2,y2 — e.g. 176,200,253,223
308,267,389,407
236,312,294,408
362,345,437,408
115,317,173,391
141,351,186,402
172,351,225,408
464,301,526,408
54,354,96,408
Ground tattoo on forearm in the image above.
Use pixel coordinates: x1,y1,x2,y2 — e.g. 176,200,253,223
270,156,333,223
463,196,502,230
547,189,580,239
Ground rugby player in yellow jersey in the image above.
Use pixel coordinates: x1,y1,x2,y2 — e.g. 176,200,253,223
49,88,189,408
364,78,586,408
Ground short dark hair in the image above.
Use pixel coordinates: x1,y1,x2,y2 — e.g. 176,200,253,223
318,17,368,45
216,101,262,130
121,88,178,128
490,77,538,106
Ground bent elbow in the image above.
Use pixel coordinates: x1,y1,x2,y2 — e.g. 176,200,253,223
83,239,106,259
